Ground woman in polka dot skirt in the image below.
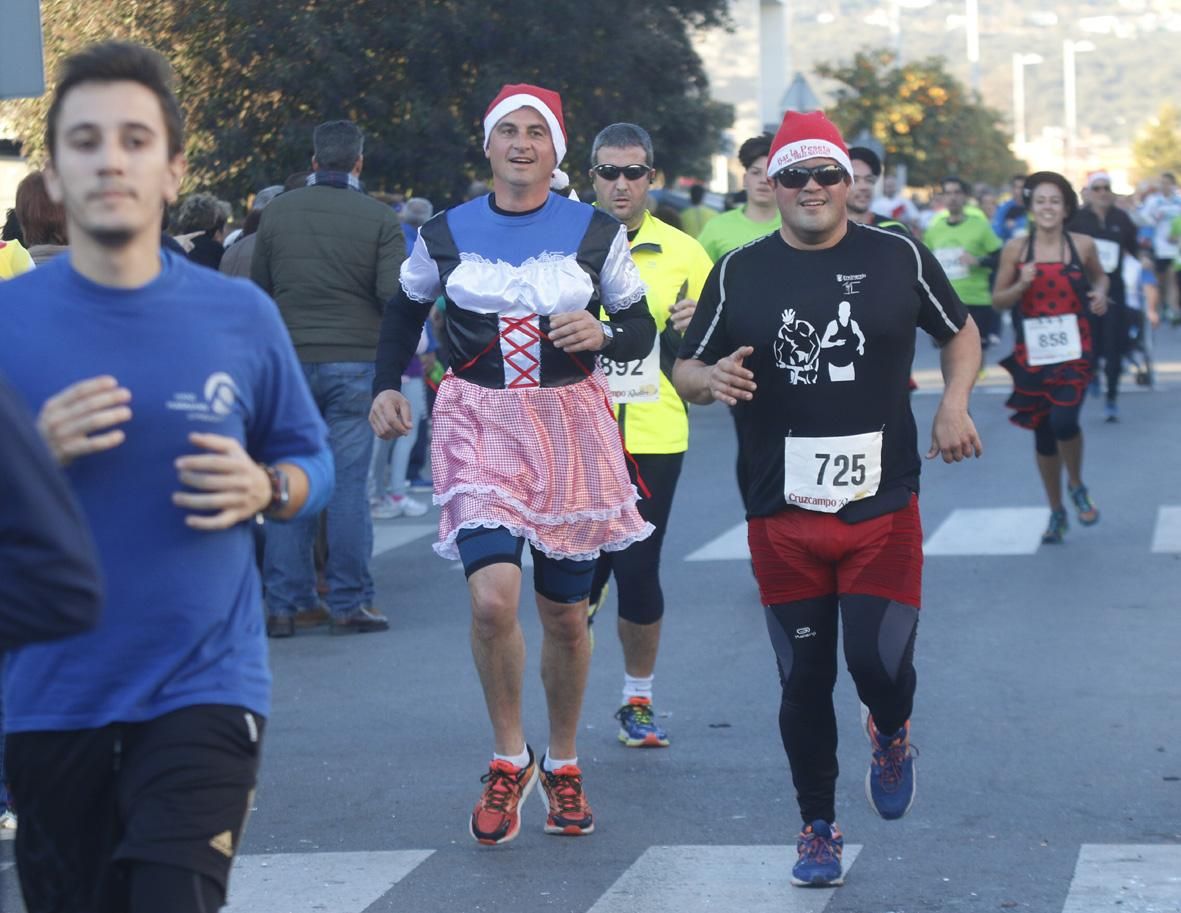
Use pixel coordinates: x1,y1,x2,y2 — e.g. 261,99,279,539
992,171,1110,544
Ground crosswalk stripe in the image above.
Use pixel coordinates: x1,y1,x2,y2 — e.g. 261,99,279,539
586,844,861,912
1061,845,1181,913
1151,507,1181,553
923,507,1047,555
685,522,749,561
372,523,434,557
224,850,433,913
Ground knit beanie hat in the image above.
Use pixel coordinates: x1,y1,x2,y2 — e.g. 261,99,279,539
483,83,567,166
766,111,852,179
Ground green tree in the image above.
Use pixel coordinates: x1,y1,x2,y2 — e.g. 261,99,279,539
5,0,733,207
816,49,1025,188
1132,103,1181,180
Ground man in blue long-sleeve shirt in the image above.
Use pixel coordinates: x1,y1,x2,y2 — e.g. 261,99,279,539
0,42,334,913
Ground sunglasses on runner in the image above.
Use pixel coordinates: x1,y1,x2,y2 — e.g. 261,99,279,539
773,164,848,189
1091,184,1112,192
591,164,653,181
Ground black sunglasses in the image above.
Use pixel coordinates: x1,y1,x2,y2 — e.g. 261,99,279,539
591,163,653,181
773,164,848,189
1091,184,1112,192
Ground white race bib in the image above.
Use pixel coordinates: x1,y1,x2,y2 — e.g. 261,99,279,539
934,247,968,281
1025,314,1082,366
603,344,660,403
1093,238,1120,274
783,431,883,514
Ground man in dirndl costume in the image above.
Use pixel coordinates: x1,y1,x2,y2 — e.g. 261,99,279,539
370,83,656,846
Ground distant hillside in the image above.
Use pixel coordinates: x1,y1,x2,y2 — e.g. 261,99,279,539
783,0,1181,149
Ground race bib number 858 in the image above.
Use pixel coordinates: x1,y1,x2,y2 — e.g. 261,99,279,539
1024,314,1081,366
783,430,883,513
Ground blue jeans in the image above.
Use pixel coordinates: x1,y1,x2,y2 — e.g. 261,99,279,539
264,362,375,617
367,377,426,499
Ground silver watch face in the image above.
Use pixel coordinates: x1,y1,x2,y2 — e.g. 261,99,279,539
602,323,615,339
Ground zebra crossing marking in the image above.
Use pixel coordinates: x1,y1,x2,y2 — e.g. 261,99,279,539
1062,844,1181,913
684,522,749,562
586,844,861,913
224,849,433,913
372,523,434,557
1151,507,1181,553
922,507,1047,556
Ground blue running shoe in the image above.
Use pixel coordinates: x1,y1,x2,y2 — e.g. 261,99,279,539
791,820,844,886
865,716,916,820
615,697,670,747
1069,483,1099,526
1042,507,1068,544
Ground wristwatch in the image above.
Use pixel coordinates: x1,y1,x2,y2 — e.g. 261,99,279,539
601,322,615,345
262,464,290,516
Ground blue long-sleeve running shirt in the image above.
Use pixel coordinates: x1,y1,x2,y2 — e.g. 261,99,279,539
0,251,332,732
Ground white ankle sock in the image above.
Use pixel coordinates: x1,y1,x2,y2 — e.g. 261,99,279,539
493,746,530,769
622,673,654,705
543,751,577,772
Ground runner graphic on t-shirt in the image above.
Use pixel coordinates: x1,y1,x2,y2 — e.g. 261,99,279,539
773,308,821,384
820,300,865,381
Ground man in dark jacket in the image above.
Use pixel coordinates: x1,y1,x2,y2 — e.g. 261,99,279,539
0,371,103,830
1068,170,1140,421
252,119,405,636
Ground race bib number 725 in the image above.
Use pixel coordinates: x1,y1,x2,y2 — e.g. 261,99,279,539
783,430,883,513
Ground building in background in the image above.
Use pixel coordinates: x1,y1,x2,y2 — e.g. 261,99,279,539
693,0,793,192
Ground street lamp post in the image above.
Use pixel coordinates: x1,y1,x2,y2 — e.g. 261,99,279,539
966,0,981,94
1063,39,1096,178
1012,53,1043,158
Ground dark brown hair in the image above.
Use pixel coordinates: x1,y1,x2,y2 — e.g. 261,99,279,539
14,171,67,246
46,41,184,160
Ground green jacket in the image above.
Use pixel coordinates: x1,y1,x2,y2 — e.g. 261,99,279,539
251,184,405,363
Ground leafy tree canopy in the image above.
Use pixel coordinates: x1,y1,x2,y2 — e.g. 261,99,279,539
5,0,733,207
816,49,1025,188
1132,103,1181,181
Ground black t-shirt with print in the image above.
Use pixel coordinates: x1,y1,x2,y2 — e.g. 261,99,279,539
679,221,968,522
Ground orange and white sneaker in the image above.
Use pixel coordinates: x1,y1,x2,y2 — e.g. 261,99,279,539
538,759,595,836
469,746,538,845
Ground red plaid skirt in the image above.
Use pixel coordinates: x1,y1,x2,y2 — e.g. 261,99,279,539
430,372,654,560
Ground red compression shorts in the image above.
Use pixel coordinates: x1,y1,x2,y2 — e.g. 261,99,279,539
747,494,923,608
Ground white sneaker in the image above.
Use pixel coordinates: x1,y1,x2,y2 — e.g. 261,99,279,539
0,809,17,831
390,494,429,517
370,497,399,520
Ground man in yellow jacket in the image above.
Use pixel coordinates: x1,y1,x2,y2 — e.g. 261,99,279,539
587,122,713,747
0,239,35,280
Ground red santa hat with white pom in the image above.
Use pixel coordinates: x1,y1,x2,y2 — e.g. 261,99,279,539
483,83,568,167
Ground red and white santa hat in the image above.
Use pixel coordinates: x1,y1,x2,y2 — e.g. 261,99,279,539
766,111,853,179
1086,170,1112,190
483,83,567,166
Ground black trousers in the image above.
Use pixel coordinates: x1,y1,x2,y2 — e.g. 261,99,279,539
590,451,684,625
764,594,918,825
7,704,264,913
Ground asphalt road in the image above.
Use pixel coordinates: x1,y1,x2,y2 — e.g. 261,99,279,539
2,322,1179,913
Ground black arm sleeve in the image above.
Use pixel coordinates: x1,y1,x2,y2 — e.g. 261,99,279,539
0,377,103,651
373,288,435,397
600,295,657,362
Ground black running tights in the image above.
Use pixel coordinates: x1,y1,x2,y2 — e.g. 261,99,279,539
764,593,918,825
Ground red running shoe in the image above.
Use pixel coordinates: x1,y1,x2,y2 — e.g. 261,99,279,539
539,760,595,836
469,746,538,845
